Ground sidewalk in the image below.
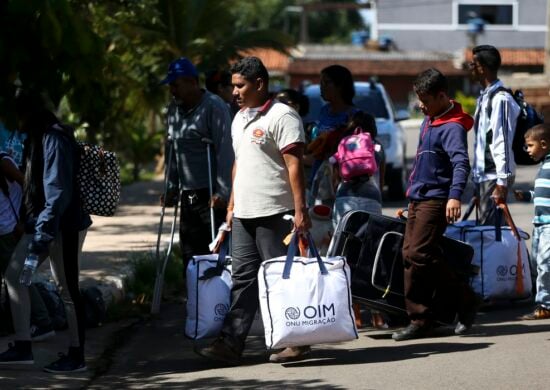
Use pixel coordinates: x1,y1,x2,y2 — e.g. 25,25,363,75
0,178,167,389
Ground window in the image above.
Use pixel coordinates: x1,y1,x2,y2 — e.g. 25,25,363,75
457,3,514,26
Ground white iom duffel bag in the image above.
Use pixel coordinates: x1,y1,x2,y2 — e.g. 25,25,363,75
258,233,357,349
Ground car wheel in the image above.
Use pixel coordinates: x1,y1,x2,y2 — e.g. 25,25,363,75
387,166,407,201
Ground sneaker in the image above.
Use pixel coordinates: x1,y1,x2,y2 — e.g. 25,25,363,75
269,346,311,363
194,338,241,366
0,342,34,365
31,325,56,342
43,353,86,373
521,305,550,320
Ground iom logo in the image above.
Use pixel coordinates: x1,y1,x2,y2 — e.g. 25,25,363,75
496,264,528,282
285,307,300,320
214,303,229,317
496,265,508,277
285,304,337,327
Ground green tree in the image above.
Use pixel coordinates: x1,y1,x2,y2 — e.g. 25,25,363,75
306,1,366,44
0,0,106,129
150,0,294,70
235,0,366,44
0,0,297,181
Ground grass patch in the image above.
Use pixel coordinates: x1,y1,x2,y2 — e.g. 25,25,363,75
105,248,185,322
120,164,157,186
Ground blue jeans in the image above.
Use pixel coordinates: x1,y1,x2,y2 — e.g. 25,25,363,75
532,224,550,308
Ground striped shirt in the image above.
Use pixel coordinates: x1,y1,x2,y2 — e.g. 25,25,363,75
472,80,520,185
525,154,550,225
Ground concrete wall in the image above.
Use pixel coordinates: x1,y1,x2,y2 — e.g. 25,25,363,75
376,0,547,51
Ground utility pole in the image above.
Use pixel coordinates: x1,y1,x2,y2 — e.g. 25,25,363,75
370,0,378,41
300,6,309,43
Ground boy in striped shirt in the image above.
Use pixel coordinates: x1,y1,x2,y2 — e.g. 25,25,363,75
515,124,550,320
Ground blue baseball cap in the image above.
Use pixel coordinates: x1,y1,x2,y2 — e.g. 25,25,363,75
159,57,198,85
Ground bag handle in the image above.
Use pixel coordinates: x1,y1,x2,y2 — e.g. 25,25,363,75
497,202,521,240
462,198,526,296
282,232,328,279
461,196,480,224
497,202,526,296
216,233,229,268
199,232,230,280
371,231,404,298
461,196,504,241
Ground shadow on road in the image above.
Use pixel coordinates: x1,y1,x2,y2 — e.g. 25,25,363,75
460,322,550,338
282,341,492,368
90,376,343,389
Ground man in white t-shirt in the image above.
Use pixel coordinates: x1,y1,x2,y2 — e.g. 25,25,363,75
195,57,311,365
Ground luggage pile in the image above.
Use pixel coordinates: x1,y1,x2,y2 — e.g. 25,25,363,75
327,210,477,323
184,204,532,346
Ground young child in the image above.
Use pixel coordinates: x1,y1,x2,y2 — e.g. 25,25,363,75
514,124,550,320
330,110,385,228
330,110,388,328
392,68,478,341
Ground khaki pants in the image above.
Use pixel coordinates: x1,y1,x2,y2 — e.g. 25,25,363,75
5,230,86,347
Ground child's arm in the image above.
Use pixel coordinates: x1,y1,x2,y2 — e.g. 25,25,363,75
513,189,534,203
441,124,470,201
441,124,470,223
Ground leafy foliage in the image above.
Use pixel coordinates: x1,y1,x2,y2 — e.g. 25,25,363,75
455,91,477,115
0,0,363,182
0,0,105,129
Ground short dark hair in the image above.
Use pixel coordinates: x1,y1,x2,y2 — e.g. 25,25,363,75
347,110,377,138
276,88,310,116
14,89,58,135
321,65,355,105
413,68,448,96
525,123,550,143
472,45,501,72
14,89,45,118
230,56,269,84
205,70,232,93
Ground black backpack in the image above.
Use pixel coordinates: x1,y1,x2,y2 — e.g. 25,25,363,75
34,282,68,331
487,87,544,166
81,286,106,328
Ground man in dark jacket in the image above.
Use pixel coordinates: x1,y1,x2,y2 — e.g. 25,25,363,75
160,58,233,268
392,68,478,341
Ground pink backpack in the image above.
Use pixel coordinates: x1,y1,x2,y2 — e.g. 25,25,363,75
330,129,377,181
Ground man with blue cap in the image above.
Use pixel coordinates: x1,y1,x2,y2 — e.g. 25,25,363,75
160,57,233,269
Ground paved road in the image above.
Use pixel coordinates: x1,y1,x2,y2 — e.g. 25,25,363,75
86,120,550,389
87,302,550,390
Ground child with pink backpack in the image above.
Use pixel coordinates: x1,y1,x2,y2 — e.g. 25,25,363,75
329,116,378,181
329,110,385,226
330,110,387,329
